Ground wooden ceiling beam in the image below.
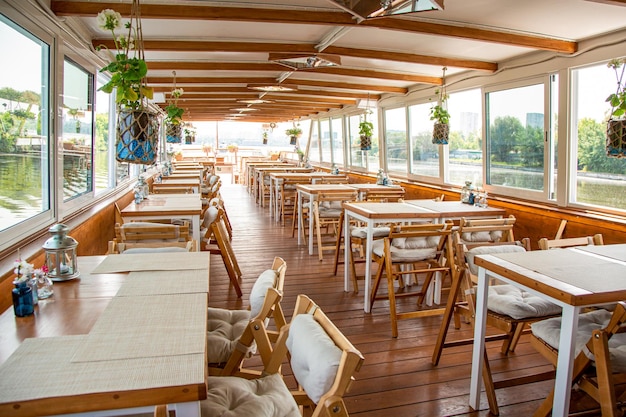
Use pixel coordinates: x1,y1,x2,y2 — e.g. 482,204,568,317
53,1,577,53
147,77,277,84
173,94,356,104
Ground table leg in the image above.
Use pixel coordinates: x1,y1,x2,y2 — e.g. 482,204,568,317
308,195,314,256
469,266,488,410
174,401,201,417
344,211,351,292
551,305,580,417
363,220,374,313
269,179,274,219
297,191,303,246
192,214,200,250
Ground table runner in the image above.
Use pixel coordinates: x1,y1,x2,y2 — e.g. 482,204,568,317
92,252,208,273
116,269,208,296
576,244,626,263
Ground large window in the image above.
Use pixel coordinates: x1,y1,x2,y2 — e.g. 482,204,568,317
447,89,483,186
485,82,548,196
571,63,626,211
62,59,93,201
408,102,439,179
0,15,51,234
319,118,331,164
384,107,407,174
330,117,344,167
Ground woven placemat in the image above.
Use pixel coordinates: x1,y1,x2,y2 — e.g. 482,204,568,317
116,269,208,296
0,336,205,402
92,252,209,274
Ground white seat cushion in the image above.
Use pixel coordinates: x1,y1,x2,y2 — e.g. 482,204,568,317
206,308,250,364
487,284,562,319
465,244,526,275
461,230,503,243
203,373,300,417
371,239,437,263
287,314,342,404
351,226,390,239
531,309,626,371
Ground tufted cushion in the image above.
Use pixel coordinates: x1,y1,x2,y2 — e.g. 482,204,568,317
121,246,189,254
286,314,343,404
461,230,503,243
351,226,390,239
371,240,437,263
249,269,278,318
202,373,300,417
318,207,343,218
465,244,526,275
487,284,562,319
206,308,250,364
320,200,344,210
531,309,626,371
391,236,440,249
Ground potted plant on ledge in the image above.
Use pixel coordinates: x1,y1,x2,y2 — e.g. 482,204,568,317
430,67,450,145
359,112,374,151
606,57,626,158
286,125,302,145
96,3,159,164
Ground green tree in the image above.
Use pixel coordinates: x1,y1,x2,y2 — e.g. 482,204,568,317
489,116,523,163
577,118,626,174
95,113,109,151
517,125,544,167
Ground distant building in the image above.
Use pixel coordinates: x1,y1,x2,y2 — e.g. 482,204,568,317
458,112,479,136
526,112,544,128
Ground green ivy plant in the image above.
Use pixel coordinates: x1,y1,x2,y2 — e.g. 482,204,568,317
606,57,626,119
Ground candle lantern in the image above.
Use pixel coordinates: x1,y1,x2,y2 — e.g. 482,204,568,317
43,224,80,281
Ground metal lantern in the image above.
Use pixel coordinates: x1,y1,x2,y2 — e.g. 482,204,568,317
43,224,80,281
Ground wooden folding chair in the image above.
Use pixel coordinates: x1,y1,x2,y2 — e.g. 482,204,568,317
312,190,358,261
363,188,406,202
199,294,365,417
317,175,349,184
531,302,626,417
370,222,456,338
457,215,516,244
278,178,311,226
107,222,196,254
208,257,288,377
538,233,604,250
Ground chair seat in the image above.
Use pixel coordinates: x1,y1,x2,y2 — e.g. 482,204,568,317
531,308,626,371
371,239,437,262
203,373,300,417
487,284,562,320
351,226,391,239
207,308,251,364
318,207,342,218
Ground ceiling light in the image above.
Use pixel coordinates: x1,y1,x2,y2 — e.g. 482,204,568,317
248,84,297,92
329,0,443,19
231,108,259,112
269,53,341,71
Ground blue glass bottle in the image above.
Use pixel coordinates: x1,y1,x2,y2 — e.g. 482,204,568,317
12,281,34,317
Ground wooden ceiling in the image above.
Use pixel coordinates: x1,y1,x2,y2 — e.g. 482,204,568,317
51,0,626,123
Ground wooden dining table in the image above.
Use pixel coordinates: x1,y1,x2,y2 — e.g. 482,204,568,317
154,177,200,194
0,253,210,417
269,172,338,221
120,193,202,245
471,244,626,417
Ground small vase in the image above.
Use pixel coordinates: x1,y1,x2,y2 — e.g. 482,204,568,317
12,281,34,317
37,274,54,299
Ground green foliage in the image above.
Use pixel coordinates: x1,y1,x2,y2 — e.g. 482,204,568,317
164,103,184,124
430,87,450,125
518,125,544,167
359,120,374,137
606,58,626,119
286,126,302,137
489,116,523,163
95,113,109,151
577,117,626,174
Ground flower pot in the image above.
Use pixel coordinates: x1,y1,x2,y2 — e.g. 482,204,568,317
290,135,297,145
116,109,160,164
360,134,371,151
432,123,450,145
263,138,268,145
606,119,626,158
166,122,182,144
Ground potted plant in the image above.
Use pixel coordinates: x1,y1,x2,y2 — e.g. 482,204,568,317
173,149,183,161
227,143,238,153
359,112,374,151
96,4,159,164
184,125,196,144
165,86,184,144
606,57,626,158
262,130,269,145
286,125,302,145
430,67,450,145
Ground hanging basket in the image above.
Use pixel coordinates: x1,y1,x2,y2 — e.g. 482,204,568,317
432,123,450,145
166,122,182,143
116,109,160,164
606,119,626,158
360,135,372,151
289,135,297,145
185,134,194,145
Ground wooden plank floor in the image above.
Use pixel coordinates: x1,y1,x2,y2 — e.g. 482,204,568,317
209,183,606,417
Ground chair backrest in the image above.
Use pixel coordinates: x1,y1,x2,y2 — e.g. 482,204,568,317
114,222,190,243
316,190,359,209
538,233,603,250
263,294,364,417
364,188,406,202
151,185,193,194
453,232,531,277
318,175,349,184
457,215,516,244
384,222,453,254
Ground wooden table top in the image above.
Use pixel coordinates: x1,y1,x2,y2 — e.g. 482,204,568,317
342,201,438,219
296,183,356,194
474,244,626,306
160,177,200,186
121,194,201,216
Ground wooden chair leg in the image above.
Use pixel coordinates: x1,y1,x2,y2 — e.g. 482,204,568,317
592,329,620,417
333,213,344,275
386,258,400,338
432,266,466,365
482,347,500,416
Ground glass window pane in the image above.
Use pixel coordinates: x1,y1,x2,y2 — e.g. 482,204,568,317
330,117,344,166
0,16,51,232
347,114,366,169
447,89,483,186
308,120,319,163
486,83,545,191
408,102,439,178
95,76,111,194
572,64,626,211
62,59,93,200
319,118,331,163
385,107,407,174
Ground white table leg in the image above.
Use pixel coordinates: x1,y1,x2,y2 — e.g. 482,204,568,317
469,266,488,410
308,195,314,256
344,210,351,292
173,401,201,417
552,305,580,417
363,220,374,313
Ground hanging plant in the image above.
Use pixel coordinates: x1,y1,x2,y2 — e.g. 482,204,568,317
165,71,184,144
286,123,302,145
606,57,626,158
359,111,373,151
262,130,269,145
96,1,159,164
430,67,450,145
